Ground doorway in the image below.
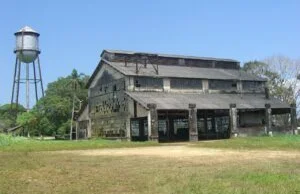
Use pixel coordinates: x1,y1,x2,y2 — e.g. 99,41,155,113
158,110,189,142
197,109,230,140
130,117,148,141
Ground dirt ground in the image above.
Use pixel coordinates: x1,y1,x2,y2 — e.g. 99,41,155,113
57,144,300,162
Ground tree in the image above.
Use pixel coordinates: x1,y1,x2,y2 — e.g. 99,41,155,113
16,111,38,136
0,104,26,132
243,56,300,122
27,69,89,136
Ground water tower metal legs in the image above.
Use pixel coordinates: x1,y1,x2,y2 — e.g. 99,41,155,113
16,59,21,111
33,61,39,103
26,63,30,111
10,57,18,111
37,56,45,98
10,58,22,113
10,57,44,114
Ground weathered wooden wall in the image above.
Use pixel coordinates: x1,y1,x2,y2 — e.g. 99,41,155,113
89,63,129,138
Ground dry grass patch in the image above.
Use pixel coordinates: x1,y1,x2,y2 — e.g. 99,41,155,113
1,146,300,194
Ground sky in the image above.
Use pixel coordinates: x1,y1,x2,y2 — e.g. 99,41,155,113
0,0,299,107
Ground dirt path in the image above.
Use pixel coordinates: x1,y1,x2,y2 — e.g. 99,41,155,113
56,145,300,162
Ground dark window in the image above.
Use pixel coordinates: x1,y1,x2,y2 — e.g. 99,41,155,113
209,80,237,90
170,78,202,89
134,77,163,89
135,80,141,87
243,81,264,91
113,84,117,91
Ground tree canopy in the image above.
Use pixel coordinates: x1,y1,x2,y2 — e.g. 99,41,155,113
243,56,299,105
0,104,26,132
12,69,89,136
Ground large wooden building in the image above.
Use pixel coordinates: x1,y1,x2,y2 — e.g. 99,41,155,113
77,50,297,141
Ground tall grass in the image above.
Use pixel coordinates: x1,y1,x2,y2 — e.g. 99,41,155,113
0,134,28,146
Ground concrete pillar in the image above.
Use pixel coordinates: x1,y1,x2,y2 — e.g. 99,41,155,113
163,78,171,92
229,104,238,137
188,104,198,141
265,104,272,136
202,79,209,93
290,103,298,135
125,116,131,141
147,110,152,137
147,103,158,141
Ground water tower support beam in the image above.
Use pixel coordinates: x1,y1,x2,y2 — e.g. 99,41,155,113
11,57,18,109
33,61,39,103
26,63,30,111
37,56,45,97
15,59,22,112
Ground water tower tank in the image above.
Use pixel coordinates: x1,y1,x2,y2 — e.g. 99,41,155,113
14,26,40,63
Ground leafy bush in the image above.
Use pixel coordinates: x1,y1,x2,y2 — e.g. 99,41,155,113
0,134,27,146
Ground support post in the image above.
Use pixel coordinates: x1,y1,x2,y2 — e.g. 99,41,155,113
70,94,75,140
26,63,30,111
75,121,78,140
188,104,198,141
265,104,272,136
147,103,158,141
37,56,45,97
229,104,238,137
33,61,39,103
290,103,298,135
15,59,21,112
11,57,18,110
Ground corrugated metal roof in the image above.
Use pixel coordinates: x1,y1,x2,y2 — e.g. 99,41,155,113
102,49,239,63
104,59,266,81
125,92,290,110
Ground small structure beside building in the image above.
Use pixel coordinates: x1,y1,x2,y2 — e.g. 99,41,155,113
77,49,297,141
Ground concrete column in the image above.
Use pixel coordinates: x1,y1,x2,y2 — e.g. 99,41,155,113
147,110,152,137
229,104,238,137
265,104,272,136
188,104,198,141
290,103,298,135
147,103,158,141
163,78,171,92
202,79,209,93
125,116,131,141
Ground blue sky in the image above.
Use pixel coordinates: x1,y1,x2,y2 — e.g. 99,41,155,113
0,0,299,106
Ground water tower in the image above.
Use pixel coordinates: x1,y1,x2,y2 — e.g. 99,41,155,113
11,26,44,112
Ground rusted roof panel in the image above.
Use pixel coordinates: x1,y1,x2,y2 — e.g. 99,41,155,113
105,59,266,81
102,49,239,63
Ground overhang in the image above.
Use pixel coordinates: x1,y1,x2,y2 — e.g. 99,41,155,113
125,92,290,111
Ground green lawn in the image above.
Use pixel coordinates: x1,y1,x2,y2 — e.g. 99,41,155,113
191,135,300,150
1,134,300,152
1,134,300,194
0,134,158,152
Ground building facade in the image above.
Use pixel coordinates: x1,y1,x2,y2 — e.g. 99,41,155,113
77,50,297,141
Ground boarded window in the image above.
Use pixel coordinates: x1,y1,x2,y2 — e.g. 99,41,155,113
209,80,237,90
243,81,264,91
170,78,202,89
135,77,163,89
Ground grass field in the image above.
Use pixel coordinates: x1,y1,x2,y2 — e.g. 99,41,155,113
193,135,300,150
0,134,158,152
1,134,300,194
